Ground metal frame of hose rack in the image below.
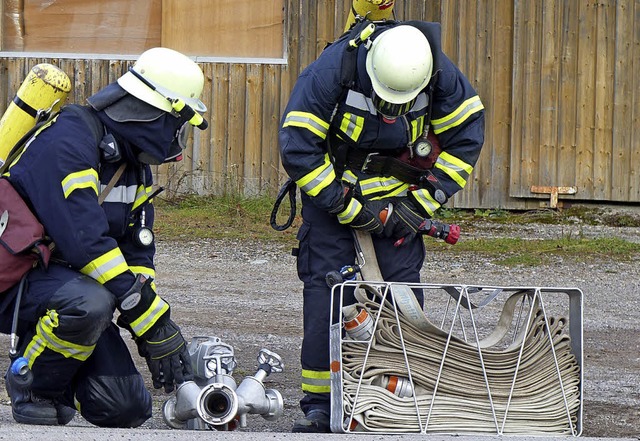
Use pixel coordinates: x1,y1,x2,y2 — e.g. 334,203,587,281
329,281,583,436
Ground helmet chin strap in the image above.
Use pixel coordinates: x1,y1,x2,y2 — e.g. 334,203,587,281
127,67,208,130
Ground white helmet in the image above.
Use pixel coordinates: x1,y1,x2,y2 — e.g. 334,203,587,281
366,25,433,105
118,47,206,114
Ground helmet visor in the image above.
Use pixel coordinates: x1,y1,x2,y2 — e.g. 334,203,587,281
372,92,416,119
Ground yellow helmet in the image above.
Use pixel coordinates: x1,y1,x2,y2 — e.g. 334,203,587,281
117,47,206,114
366,25,433,105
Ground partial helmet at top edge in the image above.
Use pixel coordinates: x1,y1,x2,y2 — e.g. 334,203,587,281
117,47,206,114
365,25,433,105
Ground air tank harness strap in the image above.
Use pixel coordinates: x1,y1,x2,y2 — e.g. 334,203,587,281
270,178,297,231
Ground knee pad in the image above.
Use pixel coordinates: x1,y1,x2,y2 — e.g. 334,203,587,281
77,374,152,428
47,275,115,344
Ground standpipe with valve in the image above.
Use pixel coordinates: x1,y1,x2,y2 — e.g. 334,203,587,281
162,336,284,431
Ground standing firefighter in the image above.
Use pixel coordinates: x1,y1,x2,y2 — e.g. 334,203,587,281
279,20,485,433
0,48,208,427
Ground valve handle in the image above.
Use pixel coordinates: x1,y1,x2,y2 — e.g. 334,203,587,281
257,348,284,374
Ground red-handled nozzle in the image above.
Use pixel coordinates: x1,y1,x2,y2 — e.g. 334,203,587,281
445,224,460,245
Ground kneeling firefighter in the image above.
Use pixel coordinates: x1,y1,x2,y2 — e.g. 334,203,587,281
0,47,208,427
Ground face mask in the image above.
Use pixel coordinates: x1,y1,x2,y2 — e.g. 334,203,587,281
371,91,416,119
163,122,193,163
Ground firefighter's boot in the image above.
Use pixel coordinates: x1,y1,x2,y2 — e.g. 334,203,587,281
291,409,331,433
5,366,75,425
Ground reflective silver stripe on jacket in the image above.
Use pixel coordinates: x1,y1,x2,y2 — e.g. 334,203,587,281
99,184,138,204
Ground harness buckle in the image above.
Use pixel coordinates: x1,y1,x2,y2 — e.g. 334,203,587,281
361,152,379,172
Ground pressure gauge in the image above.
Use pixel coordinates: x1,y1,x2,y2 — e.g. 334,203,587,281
133,206,154,248
414,138,433,158
134,226,155,248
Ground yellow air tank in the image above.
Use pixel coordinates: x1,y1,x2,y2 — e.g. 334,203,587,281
0,63,71,166
344,0,396,31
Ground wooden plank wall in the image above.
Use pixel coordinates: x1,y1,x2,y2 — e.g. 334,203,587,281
1,0,639,208
509,0,640,207
428,1,515,209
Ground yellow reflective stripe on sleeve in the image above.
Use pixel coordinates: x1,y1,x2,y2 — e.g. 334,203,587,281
130,266,157,291
435,151,473,188
301,369,331,394
339,112,364,142
130,295,169,337
412,188,441,217
80,247,129,284
296,154,336,197
61,169,99,199
129,266,155,280
23,310,95,364
431,96,484,134
283,111,330,139
336,198,362,224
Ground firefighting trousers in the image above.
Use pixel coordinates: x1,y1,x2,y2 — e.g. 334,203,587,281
0,263,152,427
295,196,426,414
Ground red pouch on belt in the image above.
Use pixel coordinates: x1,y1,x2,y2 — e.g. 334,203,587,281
0,178,51,293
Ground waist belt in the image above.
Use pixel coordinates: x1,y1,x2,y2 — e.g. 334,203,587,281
341,149,428,186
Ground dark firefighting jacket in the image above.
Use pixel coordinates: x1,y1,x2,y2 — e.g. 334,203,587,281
3,107,156,303
279,20,485,218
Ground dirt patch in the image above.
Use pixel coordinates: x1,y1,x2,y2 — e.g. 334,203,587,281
1,221,639,437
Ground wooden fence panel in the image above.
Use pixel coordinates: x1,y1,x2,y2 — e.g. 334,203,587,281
244,64,264,196
511,1,543,201
226,64,247,195
261,64,282,193
612,0,635,201
510,0,640,205
556,1,579,198
630,2,640,201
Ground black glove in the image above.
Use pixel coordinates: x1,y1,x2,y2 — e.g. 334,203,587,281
383,199,427,243
335,197,384,235
136,319,193,393
117,274,193,392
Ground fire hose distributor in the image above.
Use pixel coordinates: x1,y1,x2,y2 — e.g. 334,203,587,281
163,340,284,430
196,348,285,428
163,337,239,430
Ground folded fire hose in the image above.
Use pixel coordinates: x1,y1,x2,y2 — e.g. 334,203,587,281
330,231,581,435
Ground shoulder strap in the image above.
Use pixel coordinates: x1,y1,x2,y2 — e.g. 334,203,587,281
97,163,126,205
0,112,57,175
61,104,105,145
340,19,376,89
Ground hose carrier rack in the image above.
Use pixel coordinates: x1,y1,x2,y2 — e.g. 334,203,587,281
329,281,583,436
